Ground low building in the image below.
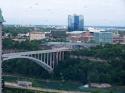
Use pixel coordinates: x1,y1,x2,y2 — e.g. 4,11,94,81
81,32,94,42
17,33,27,38
67,31,93,43
113,33,125,44
67,31,85,42
29,31,45,41
50,30,67,39
88,27,105,32
94,32,113,44
12,38,26,42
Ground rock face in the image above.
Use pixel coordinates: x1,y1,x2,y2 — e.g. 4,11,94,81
90,83,112,88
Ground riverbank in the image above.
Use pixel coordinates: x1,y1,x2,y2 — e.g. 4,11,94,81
3,75,125,93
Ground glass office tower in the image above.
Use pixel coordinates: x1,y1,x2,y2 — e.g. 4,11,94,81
68,15,84,32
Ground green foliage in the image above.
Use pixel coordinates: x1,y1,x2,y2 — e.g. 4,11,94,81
4,88,35,93
3,25,56,36
3,87,51,93
54,44,125,85
92,90,100,93
3,38,41,51
71,44,125,60
3,59,51,79
2,39,16,49
3,26,33,36
54,58,112,84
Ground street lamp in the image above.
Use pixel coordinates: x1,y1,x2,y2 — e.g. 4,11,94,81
0,8,5,93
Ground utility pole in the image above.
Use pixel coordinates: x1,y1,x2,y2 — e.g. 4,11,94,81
0,8,5,93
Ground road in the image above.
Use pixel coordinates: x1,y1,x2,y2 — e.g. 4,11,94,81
5,82,90,93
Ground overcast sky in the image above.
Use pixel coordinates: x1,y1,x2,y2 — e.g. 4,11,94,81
0,0,125,26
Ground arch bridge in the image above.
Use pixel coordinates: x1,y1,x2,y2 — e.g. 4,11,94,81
2,48,70,73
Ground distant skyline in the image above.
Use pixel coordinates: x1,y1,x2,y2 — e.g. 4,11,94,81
0,0,125,26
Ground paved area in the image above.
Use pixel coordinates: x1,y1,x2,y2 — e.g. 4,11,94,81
5,82,90,93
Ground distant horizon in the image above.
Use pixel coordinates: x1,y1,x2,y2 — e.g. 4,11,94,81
4,23,125,27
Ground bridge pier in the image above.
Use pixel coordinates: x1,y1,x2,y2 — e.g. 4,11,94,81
49,53,52,67
52,52,55,68
56,52,59,65
59,52,61,61
62,51,64,60
43,53,46,63
46,53,49,65
38,54,40,60
40,54,42,60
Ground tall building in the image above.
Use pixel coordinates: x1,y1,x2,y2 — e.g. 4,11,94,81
68,15,84,32
94,32,113,44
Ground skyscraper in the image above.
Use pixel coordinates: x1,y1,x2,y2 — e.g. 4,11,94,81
68,15,84,32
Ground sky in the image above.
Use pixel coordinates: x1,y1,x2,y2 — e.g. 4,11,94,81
0,0,125,26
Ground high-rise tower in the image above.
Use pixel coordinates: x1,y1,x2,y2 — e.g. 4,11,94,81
68,15,84,32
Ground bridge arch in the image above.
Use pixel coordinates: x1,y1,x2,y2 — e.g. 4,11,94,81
3,56,53,73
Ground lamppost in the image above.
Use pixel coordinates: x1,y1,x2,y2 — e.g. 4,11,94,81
0,8,5,93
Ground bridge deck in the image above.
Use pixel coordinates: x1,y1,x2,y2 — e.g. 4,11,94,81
2,48,70,57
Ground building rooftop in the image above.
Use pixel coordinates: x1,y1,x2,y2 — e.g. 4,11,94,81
30,31,45,34
88,27,105,32
67,31,86,34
